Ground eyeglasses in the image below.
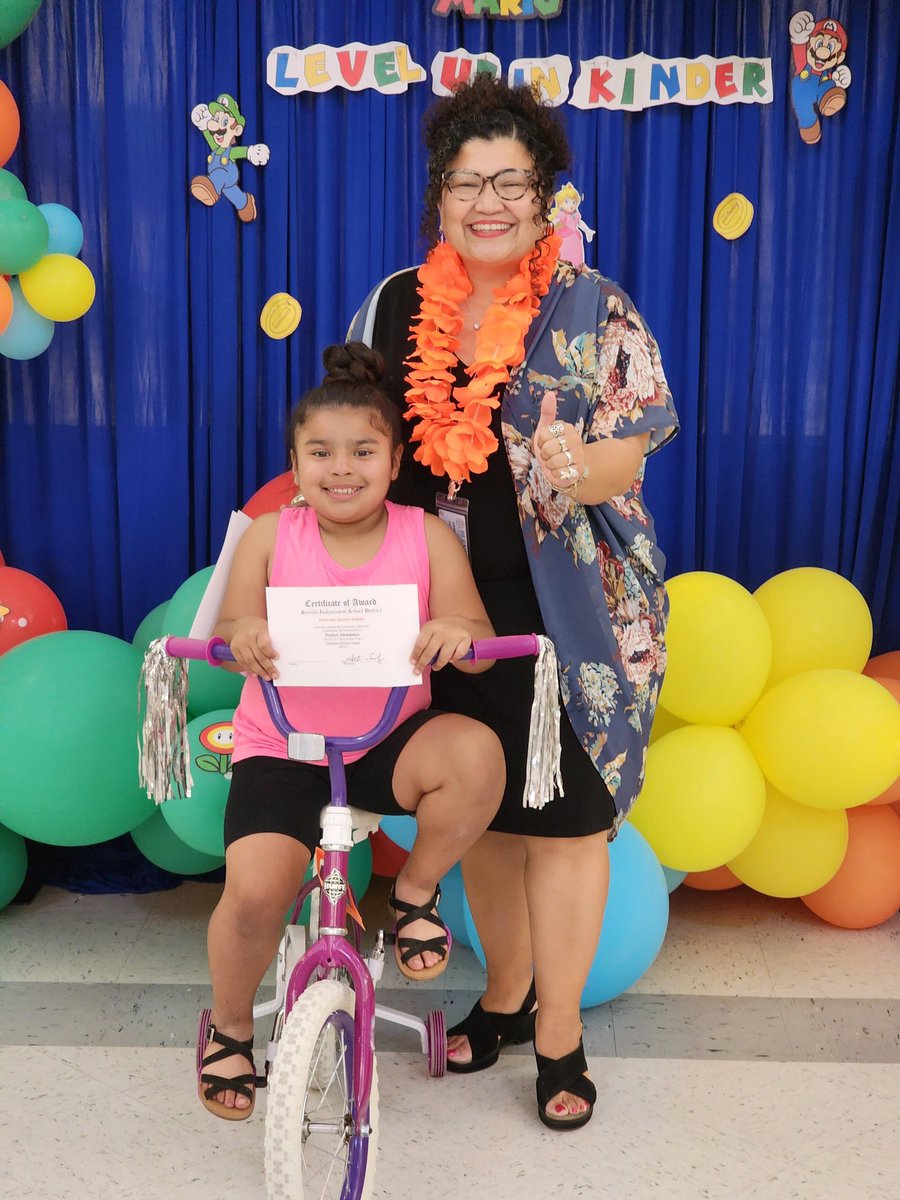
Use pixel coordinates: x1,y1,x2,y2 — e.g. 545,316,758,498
441,169,536,202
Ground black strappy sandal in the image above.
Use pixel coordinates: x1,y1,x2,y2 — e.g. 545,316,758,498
534,1037,596,1131
446,979,537,1074
197,1022,266,1121
388,882,452,981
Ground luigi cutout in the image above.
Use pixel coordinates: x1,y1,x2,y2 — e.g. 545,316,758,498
190,93,270,222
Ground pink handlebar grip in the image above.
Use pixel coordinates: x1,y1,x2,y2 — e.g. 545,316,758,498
164,635,230,666
470,634,540,661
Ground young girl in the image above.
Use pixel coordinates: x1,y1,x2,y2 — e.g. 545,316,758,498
199,342,504,1120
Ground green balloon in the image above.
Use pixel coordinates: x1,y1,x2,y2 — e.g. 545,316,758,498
131,600,170,656
0,199,49,274
159,708,235,856
0,169,26,202
164,568,244,717
0,823,27,909
295,837,373,924
131,810,225,876
0,631,155,845
0,0,42,49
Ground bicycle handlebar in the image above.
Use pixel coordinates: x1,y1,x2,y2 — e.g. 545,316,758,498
162,632,542,754
163,633,541,665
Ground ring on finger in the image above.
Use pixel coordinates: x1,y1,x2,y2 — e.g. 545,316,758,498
547,421,565,437
562,448,574,466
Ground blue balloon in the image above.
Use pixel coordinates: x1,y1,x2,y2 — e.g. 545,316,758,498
464,822,669,1007
662,865,688,893
378,813,416,851
38,202,85,256
0,279,54,360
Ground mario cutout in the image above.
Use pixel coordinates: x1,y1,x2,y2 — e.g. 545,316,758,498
190,93,270,222
789,13,851,145
550,182,595,268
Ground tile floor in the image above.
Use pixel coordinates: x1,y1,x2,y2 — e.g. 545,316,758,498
1,877,898,1199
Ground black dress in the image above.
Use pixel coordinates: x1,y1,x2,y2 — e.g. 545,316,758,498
370,269,615,837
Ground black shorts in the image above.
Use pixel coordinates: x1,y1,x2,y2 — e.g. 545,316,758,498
224,709,441,854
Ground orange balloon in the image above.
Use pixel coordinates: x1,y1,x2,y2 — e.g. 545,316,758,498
0,81,19,168
862,650,900,683
865,677,900,805
242,470,296,518
0,274,12,334
0,565,67,654
683,864,742,891
802,807,900,929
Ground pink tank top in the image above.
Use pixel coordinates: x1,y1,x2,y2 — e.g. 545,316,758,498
232,501,432,765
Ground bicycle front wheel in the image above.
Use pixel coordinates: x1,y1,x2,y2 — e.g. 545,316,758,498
265,979,379,1200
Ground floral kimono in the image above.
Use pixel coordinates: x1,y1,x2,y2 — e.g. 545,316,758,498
504,262,679,828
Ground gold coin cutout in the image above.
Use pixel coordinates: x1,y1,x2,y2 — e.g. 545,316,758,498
713,193,754,241
260,292,302,339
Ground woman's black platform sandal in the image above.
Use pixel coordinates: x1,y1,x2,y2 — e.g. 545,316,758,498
446,979,537,1074
534,1038,596,1131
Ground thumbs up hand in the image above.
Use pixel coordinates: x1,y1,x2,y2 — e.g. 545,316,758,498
533,391,585,493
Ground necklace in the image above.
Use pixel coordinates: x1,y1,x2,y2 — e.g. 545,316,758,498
404,233,561,489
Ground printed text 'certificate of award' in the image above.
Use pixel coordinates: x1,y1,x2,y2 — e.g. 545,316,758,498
266,585,421,688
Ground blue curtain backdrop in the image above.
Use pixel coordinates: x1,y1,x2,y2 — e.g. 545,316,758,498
0,0,897,653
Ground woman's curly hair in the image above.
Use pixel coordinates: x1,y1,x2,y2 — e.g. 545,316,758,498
421,73,572,245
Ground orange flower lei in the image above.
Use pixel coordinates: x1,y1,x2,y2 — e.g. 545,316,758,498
404,232,561,488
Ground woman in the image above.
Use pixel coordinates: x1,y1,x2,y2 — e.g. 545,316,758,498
350,75,678,1130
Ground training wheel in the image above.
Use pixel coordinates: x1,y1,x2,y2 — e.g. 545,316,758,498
196,1007,212,1075
425,1008,446,1077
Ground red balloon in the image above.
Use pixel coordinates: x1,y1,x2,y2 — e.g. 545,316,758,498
862,650,900,683
0,81,20,168
369,828,410,878
0,566,67,654
242,470,297,518
802,806,900,929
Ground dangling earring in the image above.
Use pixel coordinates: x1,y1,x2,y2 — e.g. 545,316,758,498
438,223,445,244
290,490,306,507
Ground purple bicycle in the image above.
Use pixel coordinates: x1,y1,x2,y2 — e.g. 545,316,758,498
148,632,552,1200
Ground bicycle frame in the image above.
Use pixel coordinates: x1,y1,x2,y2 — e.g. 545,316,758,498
166,632,540,1148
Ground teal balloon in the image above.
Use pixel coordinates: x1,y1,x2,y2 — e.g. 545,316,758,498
0,823,27,909
0,168,26,201
131,600,170,655
0,0,43,48
0,631,155,845
164,568,244,717
37,202,84,256
295,837,373,924
0,279,53,360
159,709,236,856
131,810,225,876
662,865,688,893
0,199,48,273
464,822,669,1007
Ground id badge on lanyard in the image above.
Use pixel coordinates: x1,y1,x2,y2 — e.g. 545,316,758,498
435,492,470,558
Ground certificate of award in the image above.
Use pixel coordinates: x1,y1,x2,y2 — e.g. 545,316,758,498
266,584,422,688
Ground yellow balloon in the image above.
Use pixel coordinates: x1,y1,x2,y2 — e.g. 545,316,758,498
753,568,873,688
648,703,687,745
740,669,900,809
19,253,96,322
629,725,766,872
728,784,848,897
658,572,772,724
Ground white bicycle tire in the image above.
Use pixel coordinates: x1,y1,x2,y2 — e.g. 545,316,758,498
265,979,379,1200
